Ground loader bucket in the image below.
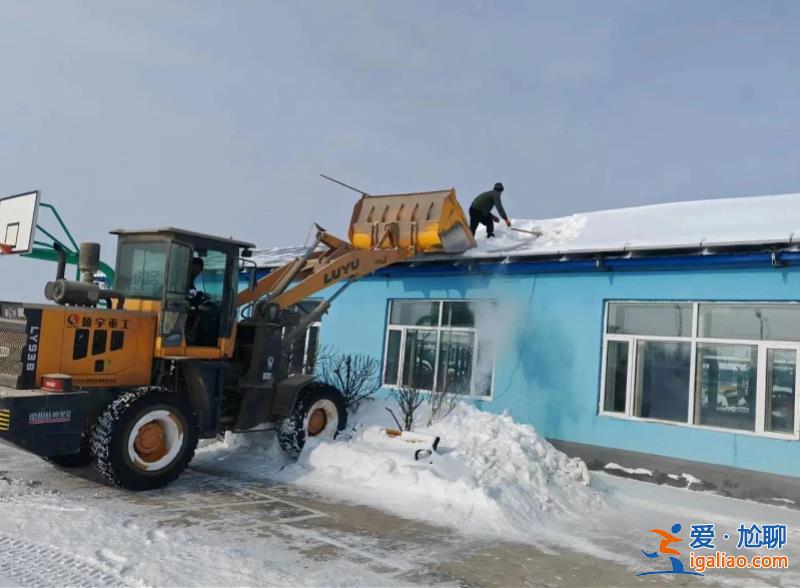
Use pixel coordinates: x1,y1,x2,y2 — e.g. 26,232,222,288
348,189,477,254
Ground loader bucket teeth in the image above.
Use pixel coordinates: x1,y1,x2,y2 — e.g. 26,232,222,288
348,189,477,254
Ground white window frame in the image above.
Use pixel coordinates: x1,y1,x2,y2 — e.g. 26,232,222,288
599,300,800,440
382,300,494,399
300,322,321,375
283,321,321,376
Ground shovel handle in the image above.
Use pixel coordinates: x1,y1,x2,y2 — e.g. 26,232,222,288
510,227,542,236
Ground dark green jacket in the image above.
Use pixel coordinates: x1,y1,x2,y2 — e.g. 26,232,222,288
470,189,508,220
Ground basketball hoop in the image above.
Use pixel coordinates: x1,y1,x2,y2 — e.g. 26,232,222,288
0,191,39,256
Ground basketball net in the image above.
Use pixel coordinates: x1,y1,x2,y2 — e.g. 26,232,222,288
0,244,12,254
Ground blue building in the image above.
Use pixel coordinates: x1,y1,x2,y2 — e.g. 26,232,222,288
253,193,800,501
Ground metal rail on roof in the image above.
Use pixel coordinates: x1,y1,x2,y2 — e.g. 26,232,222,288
368,249,800,278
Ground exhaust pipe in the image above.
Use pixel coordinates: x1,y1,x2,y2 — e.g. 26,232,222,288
44,242,125,308
79,242,101,284
53,243,67,281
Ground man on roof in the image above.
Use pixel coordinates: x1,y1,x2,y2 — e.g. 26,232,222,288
469,182,511,238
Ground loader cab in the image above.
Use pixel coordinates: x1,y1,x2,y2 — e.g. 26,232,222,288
111,228,254,359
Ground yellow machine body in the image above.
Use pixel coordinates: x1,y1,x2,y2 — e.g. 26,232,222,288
122,297,236,360
30,305,156,389
348,189,477,254
0,187,480,491
5,189,477,393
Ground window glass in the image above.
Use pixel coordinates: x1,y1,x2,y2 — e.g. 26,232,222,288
634,341,691,422
766,349,796,434
165,243,191,295
383,300,492,397
607,302,692,337
305,325,320,374
384,330,402,385
286,325,320,376
193,249,228,303
473,339,493,398
115,241,168,299
436,331,475,394
695,343,757,431
698,304,800,342
603,341,628,413
288,336,305,375
390,301,440,327
401,329,437,390
296,300,321,314
442,302,475,328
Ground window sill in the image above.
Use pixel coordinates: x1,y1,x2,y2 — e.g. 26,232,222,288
598,411,799,441
381,383,492,401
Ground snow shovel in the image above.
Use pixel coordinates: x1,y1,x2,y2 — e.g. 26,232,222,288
381,429,441,460
510,227,542,237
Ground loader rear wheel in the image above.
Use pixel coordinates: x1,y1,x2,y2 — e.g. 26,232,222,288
277,383,347,458
91,388,198,491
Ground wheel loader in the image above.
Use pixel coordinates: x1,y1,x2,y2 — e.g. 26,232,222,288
0,189,475,490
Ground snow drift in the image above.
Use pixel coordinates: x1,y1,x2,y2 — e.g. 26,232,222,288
201,401,601,542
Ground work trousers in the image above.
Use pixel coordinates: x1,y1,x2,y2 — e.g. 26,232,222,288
469,207,495,238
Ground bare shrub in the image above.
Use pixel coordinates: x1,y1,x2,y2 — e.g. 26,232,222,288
318,351,382,411
387,386,424,431
427,387,459,426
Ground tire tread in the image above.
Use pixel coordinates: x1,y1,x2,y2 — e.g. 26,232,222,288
90,387,198,490
277,382,346,458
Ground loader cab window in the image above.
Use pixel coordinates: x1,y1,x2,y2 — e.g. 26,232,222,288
190,250,228,303
116,241,169,300
185,247,235,347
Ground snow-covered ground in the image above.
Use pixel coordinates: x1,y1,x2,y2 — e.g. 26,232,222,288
0,399,799,586
0,463,411,587
195,398,800,586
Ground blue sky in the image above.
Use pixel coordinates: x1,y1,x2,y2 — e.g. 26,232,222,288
2,1,800,299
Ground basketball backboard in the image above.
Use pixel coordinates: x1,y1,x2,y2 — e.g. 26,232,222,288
0,191,40,254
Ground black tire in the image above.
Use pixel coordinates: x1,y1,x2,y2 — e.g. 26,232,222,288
90,388,198,491
277,383,347,458
44,447,93,468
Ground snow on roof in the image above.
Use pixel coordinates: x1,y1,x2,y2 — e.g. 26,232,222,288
466,191,800,260
249,245,310,269
250,192,800,267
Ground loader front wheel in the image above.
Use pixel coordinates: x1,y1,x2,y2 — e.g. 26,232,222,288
277,383,347,458
91,389,198,491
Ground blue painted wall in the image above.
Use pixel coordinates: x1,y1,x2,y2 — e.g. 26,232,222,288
245,263,800,478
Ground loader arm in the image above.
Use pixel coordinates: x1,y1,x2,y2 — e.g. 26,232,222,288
237,187,476,311
270,246,412,309
237,226,412,310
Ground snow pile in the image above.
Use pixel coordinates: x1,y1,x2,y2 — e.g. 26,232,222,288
471,214,588,257
284,402,600,541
